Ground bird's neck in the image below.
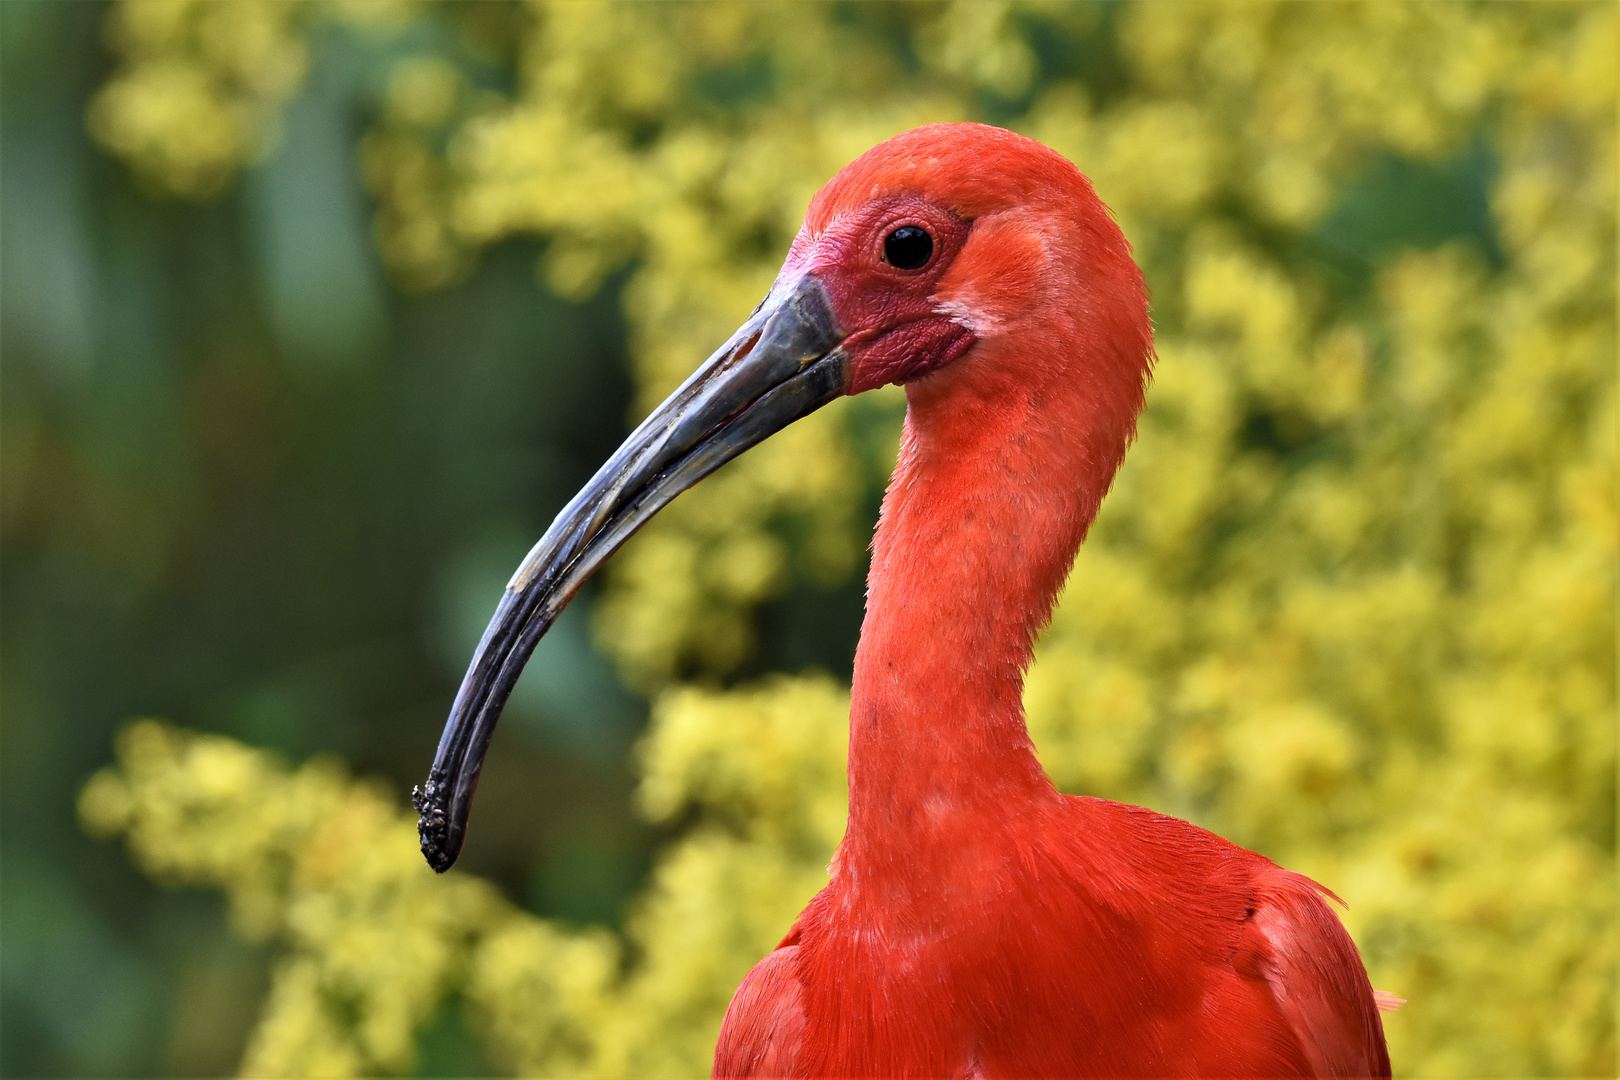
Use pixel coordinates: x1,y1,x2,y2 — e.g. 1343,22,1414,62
844,341,1119,864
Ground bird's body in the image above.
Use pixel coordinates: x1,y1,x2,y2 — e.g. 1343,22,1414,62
420,122,1393,1079
721,797,1387,1077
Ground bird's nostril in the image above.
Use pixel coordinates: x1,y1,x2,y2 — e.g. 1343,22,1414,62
884,226,933,269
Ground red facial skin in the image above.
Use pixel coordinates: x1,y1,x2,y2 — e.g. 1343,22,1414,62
714,123,1391,1080
778,195,978,392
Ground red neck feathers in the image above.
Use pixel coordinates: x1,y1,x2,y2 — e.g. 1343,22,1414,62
841,169,1153,872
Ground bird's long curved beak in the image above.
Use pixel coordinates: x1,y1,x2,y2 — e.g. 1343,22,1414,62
414,273,849,871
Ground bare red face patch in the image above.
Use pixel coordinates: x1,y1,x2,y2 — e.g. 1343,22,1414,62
780,195,978,393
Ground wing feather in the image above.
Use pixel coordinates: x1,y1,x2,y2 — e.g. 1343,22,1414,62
1244,870,1392,1079
713,946,806,1079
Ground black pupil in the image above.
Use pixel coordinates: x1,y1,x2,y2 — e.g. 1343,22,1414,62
884,226,933,269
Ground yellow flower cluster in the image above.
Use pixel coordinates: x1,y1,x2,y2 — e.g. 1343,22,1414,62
87,0,308,198
82,679,849,1077
84,2,1614,1075
80,721,504,1075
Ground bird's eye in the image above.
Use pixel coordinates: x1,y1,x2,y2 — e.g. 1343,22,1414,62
883,226,933,270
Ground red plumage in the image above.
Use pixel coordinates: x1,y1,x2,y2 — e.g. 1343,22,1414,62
712,124,1392,1078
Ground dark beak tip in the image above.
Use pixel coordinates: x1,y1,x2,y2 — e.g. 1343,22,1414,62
411,780,458,873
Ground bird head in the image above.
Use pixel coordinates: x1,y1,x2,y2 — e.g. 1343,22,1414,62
415,122,1152,872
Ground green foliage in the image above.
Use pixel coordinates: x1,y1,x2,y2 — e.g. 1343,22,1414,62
76,1,1615,1076
80,720,504,1076
82,678,848,1077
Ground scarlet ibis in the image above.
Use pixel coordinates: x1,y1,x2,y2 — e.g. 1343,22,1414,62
416,123,1394,1077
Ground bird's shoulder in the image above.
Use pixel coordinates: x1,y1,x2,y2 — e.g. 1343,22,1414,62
1055,796,1391,1077
713,943,806,1079
1056,795,1277,894
1234,867,1392,1078
1049,799,1393,1075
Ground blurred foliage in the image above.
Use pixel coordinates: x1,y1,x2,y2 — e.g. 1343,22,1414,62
19,0,1617,1076
80,678,846,1077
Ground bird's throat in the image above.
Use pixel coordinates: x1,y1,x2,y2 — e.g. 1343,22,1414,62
845,353,1108,859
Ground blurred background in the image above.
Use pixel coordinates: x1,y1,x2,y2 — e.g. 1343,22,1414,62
1,2,1613,1077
